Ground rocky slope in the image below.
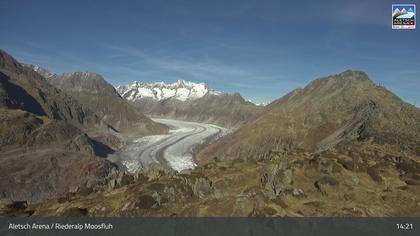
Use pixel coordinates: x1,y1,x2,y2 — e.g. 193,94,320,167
0,52,103,130
22,64,56,78
136,93,264,129
47,72,167,137
0,50,119,203
197,70,420,162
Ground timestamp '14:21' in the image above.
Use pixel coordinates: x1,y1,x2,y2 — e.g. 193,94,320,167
396,223,414,230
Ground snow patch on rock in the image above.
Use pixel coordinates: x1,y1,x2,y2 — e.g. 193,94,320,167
117,80,222,101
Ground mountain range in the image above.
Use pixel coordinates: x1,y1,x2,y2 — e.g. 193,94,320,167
118,80,263,128
117,80,222,102
1,49,420,217
47,71,167,137
17,69,420,217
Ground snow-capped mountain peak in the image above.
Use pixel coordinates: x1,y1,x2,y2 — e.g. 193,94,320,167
117,80,222,102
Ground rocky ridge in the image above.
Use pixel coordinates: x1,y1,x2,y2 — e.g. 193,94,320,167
47,71,167,137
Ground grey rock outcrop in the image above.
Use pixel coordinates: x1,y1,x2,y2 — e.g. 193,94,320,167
175,173,213,199
261,159,293,199
142,163,176,180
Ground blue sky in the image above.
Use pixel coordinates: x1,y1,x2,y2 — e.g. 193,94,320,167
0,0,419,104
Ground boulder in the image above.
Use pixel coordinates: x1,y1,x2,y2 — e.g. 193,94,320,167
143,163,176,180
175,173,213,198
135,195,158,209
292,188,305,197
314,175,339,194
107,172,135,190
261,159,293,199
367,166,383,184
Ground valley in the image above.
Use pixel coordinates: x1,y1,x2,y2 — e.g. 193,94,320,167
118,118,229,173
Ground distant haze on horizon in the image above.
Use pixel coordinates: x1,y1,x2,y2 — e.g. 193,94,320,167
0,0,419,105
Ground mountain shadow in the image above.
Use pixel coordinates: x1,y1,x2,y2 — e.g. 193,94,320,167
91,139,115,158
0,72,46,116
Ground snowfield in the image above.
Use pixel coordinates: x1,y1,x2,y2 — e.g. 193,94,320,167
116,80,222,102
118,118,230,173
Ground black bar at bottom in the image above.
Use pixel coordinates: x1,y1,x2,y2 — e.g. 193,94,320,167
0,217,418,236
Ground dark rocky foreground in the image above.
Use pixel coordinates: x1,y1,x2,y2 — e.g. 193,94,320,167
3,147,420,217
